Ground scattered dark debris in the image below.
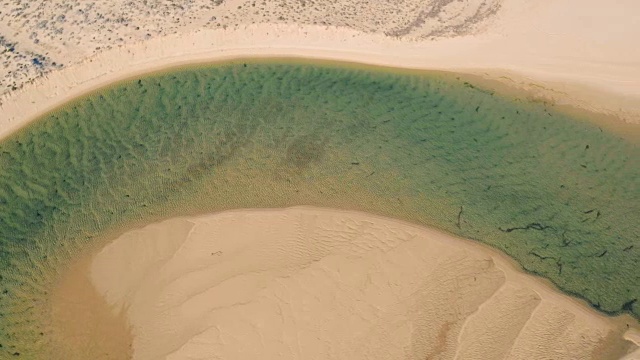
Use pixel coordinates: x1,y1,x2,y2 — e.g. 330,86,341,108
529,251,563,274
596,250,608,258
529,251,552,260
622,299,637,312
581,209,601,223
623,245,634,252
560,231,573,247
499,222,552,233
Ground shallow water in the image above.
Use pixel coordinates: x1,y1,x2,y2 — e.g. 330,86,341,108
0,60,638,357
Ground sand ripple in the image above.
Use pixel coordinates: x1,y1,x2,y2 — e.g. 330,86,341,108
81,207,637,359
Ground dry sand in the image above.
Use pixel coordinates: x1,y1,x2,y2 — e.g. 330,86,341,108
5,0,639,358
1,0,640,141
73,206,638,360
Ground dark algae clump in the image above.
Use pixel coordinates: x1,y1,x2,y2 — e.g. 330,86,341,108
0,60,638,357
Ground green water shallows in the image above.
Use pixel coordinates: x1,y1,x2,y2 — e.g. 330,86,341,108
0,60,638,357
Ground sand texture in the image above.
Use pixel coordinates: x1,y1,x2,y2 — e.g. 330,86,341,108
0,0,499,93
87,207,637,360
1,0,640,142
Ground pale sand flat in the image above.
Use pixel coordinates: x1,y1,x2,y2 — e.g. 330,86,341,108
56,206,636,360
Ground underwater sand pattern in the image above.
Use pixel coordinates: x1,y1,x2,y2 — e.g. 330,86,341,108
0,61,637,357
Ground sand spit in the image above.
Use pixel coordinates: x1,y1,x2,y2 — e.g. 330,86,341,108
1,0,640,141
83,207,638,360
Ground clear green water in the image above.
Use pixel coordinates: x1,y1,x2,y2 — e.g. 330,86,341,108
0,60,638,358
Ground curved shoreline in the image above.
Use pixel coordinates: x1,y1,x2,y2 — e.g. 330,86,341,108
68,206,637,359
1,20,640,141
0,1,637,357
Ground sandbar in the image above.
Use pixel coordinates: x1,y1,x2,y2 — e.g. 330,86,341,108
58,206,638,359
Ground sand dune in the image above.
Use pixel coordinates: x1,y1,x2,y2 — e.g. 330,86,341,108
81,207,638,359
1,0,640,141
0,0,499,94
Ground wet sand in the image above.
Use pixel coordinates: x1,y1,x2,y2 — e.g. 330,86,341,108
49,257,132,359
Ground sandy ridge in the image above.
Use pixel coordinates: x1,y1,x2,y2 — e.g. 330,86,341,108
78,206,640,360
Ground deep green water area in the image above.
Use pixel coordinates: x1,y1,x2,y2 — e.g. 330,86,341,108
0,60,638,357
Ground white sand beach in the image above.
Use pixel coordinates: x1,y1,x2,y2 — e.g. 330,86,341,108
1,0,640,141
75,207,637,360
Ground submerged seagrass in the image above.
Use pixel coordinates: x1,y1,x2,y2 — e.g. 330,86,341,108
0,60,638,357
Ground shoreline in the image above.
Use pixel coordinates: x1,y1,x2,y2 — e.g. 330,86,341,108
48,254,133,359
2,1,637,357
1,22,639,142
70,205,638,359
